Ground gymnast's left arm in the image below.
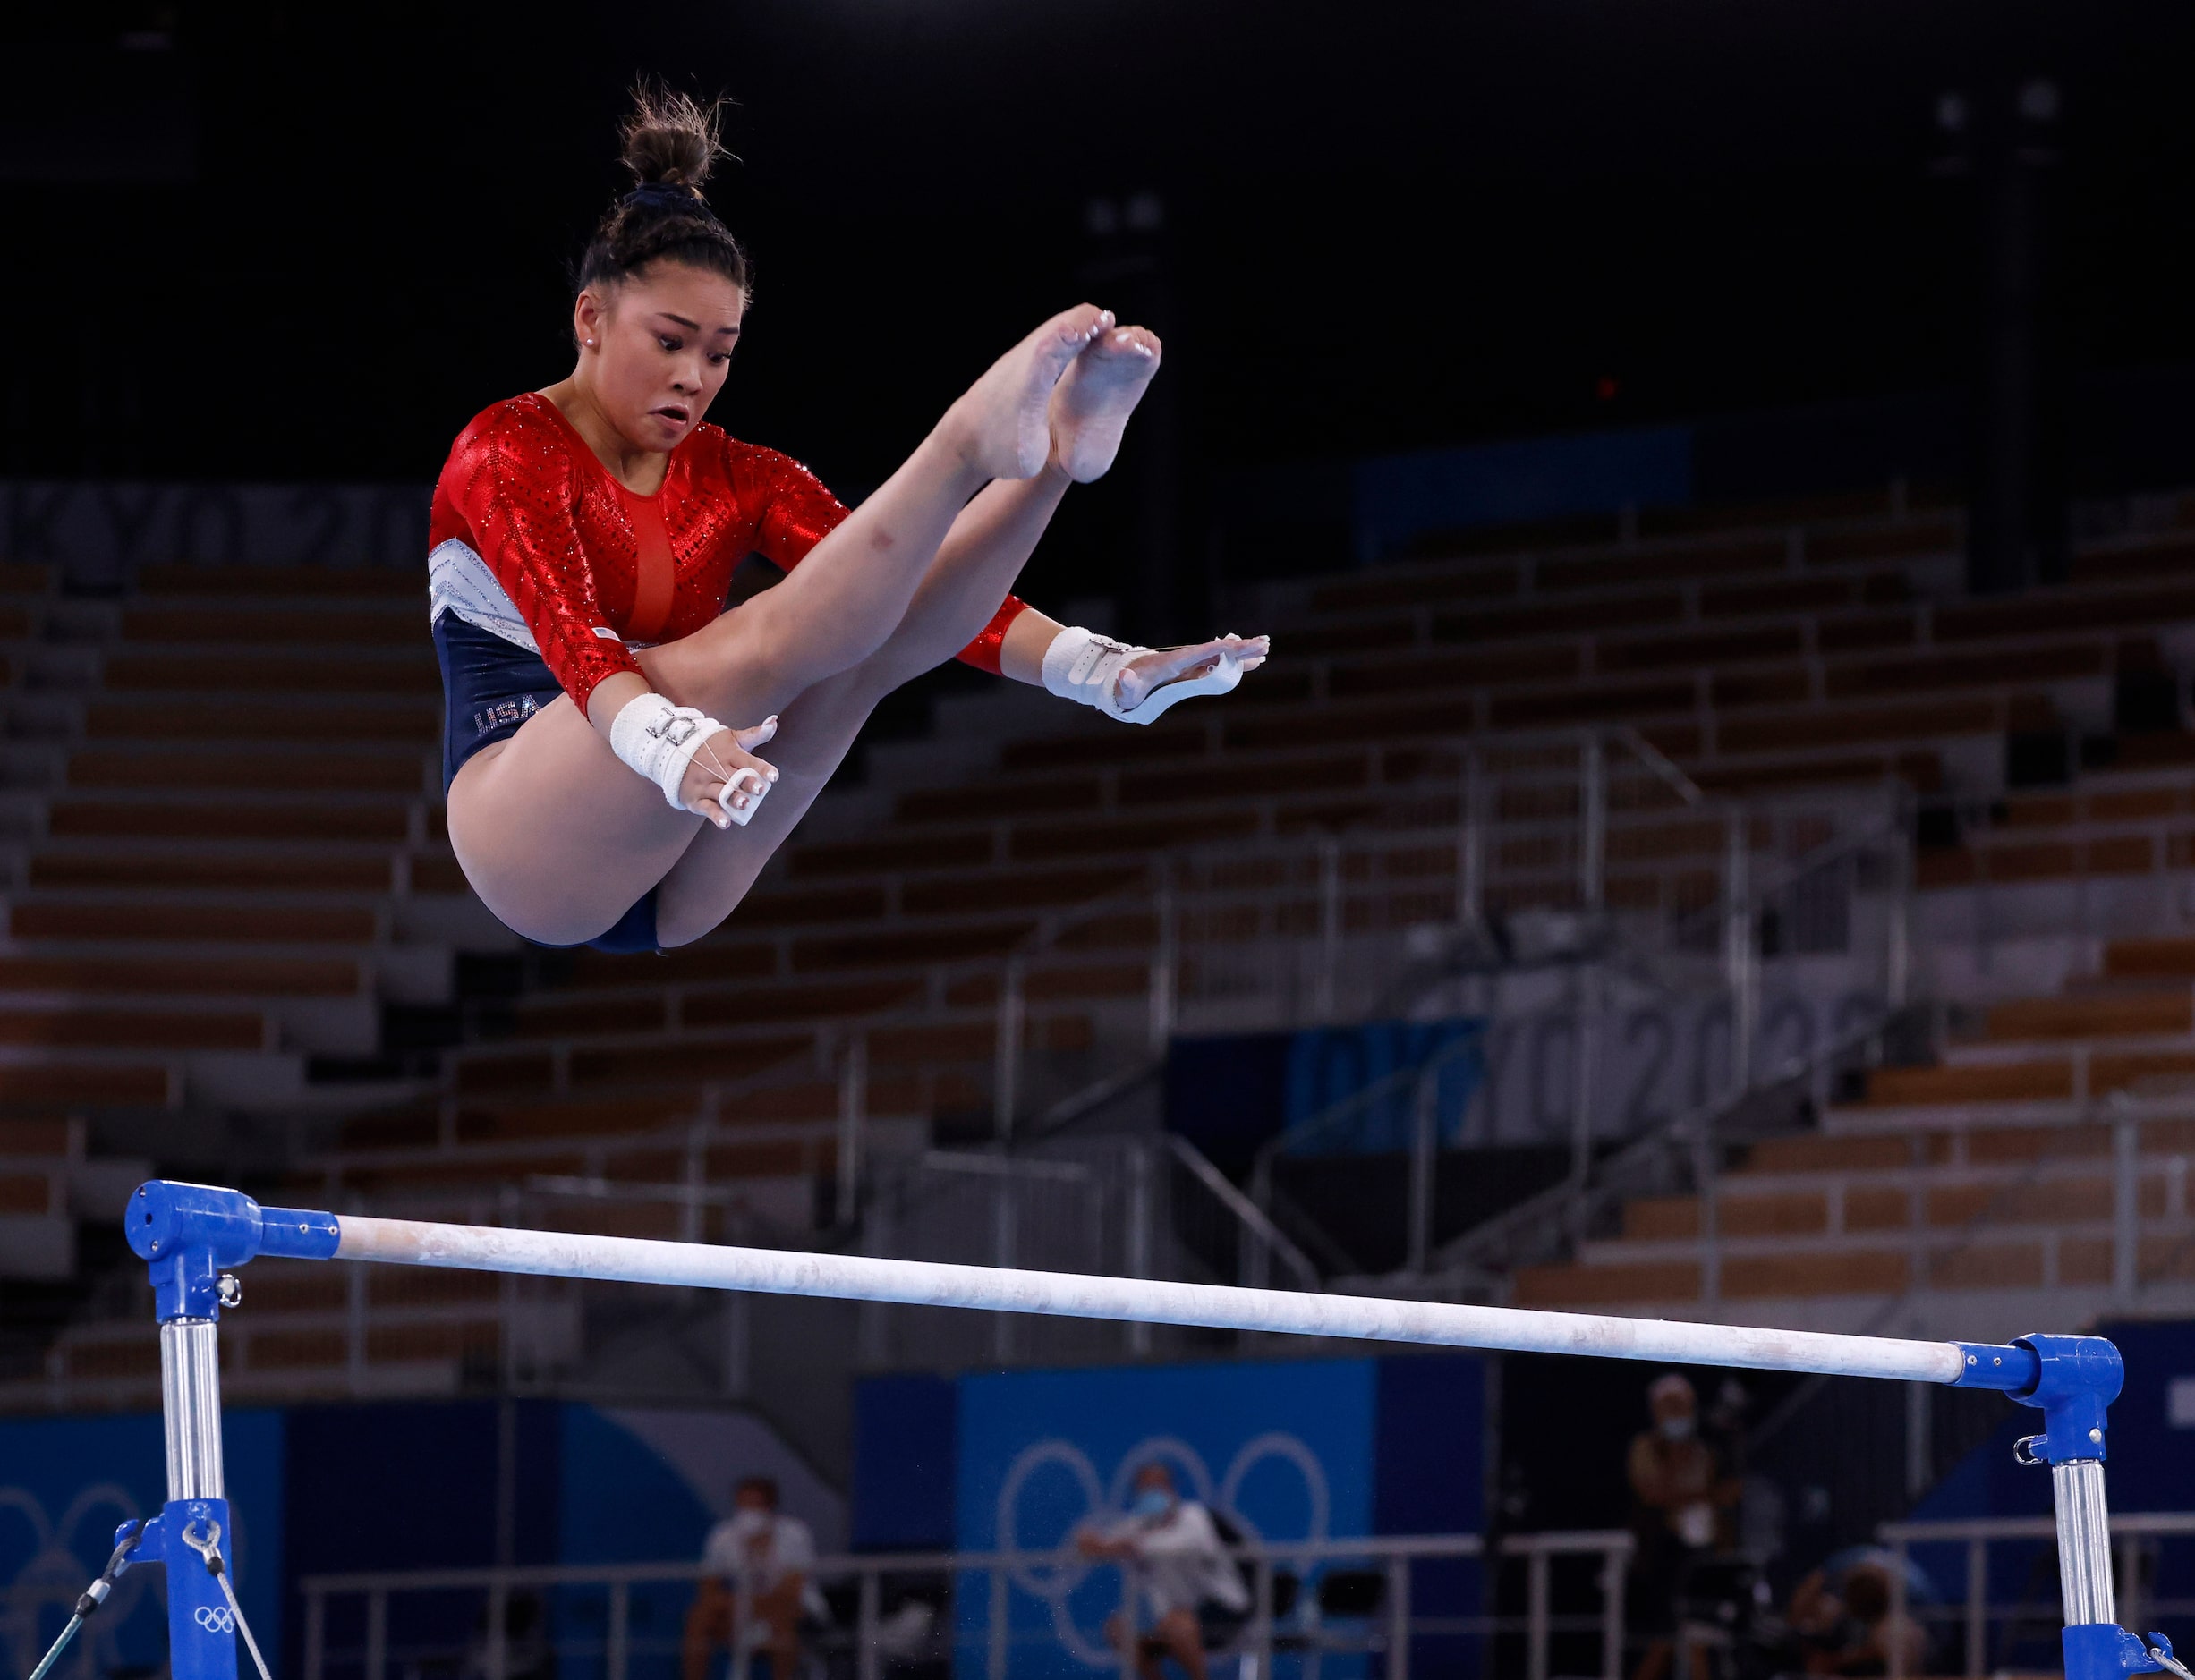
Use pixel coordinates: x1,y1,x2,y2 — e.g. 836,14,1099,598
997,607,1272,727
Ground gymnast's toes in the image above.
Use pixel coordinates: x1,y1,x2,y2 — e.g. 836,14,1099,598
953,304,1112,480
1051,324,1165,484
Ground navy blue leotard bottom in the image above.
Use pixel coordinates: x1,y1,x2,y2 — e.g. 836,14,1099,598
434,614,659,955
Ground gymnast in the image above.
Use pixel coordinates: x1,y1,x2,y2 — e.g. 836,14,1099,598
430,87,1269,953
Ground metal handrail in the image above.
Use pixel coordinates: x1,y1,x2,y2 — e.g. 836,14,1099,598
1876,1511,2195,1680
1272,793,1904,1166
296,1527,1637,1680
1882,1513,2195,1543
296,1531,1539,1594
1429,1004,1902,1283
1244,795,1910,1283
1166,1133,1321,1290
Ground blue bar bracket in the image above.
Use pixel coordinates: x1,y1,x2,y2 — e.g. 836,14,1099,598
2063,1624,2182,1680
126,1181,339,1322
1953,1333,2123,1464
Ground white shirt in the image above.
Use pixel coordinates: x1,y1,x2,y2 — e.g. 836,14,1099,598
702,1511,825,1619
1102,1502,1252,1620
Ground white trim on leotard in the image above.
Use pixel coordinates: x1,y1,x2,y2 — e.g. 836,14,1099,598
428,539,542,655
429,539,657,657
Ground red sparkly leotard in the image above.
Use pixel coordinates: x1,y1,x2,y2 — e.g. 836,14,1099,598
428,393,1028,712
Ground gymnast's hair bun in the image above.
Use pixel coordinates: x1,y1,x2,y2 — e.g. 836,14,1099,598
619,82,726,191
576,82,751,300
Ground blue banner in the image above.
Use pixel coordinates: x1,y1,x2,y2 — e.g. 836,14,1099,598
953,1359,1383,1680
1283,1018,1484,1156
0,1409,285,1680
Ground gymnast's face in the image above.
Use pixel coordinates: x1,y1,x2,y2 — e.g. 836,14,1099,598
576,260,746,454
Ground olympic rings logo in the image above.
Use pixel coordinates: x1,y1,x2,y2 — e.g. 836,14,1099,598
195,1607,234,1634
993,1433,1331,1669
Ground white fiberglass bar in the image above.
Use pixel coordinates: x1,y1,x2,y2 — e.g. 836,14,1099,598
336,1215,1965,1383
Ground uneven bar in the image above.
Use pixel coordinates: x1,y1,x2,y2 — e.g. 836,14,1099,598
336,1214,1967,1383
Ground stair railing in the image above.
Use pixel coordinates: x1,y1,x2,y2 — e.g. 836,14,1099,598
1238,781,1914,1285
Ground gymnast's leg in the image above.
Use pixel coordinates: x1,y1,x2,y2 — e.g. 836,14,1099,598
649,465,1073,945
652,304,1119,718
446,307,1111,946
652,330,1263,947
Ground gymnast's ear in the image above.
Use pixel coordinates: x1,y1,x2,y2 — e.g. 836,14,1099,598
573,287,614,356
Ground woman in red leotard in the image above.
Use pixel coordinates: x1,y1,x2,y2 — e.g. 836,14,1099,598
433,87,1267,952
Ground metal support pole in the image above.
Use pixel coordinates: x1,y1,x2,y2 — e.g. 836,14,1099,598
1724,810,1754,1096
1408,1065,1438,1275
859,1194,892,1368
1965,1538,1987,1680
1317,834,1342,1021
994,958,1024,1141
485,1579,509,1680
1580,731,1606,915
1887,1542,1910,1680
2054,1460,2115,1625
1697,1110,1721,1306
680,1124,706,1245
1255,1557,1276,1676
857,1567,881,1680
1126,1144,1153,1356
1527,1548,1551,1680
992,1170,1017,1363
1906,1380,1932,1501
158,1316,240,1680
722,1292,751,1399
1572,968,1600,1206
1460,743,1485,929
1602,1544,1629,1680
2113,1108,2139,1308
1888,803,1913,1011
987,1565,1009,1680
1150,867,1177,1055
838,1034,867,1225
346,1257,368,1392
1387,1551,1412,1680
365,1590,387,1680
161,1319,225,1501
608,1580,630,1680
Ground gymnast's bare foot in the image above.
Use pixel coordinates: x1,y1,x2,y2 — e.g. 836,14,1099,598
1114,633,1268,713
946,304,1111,480
1050,324,1163,482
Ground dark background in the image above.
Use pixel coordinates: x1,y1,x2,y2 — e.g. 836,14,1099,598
5,1,2193,618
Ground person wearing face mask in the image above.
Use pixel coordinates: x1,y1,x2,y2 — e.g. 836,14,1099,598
1625,1374,1740,1680
1076,1464,1253,1680
685,1476,823,1680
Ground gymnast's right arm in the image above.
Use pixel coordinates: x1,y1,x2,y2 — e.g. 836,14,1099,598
442,409,778,827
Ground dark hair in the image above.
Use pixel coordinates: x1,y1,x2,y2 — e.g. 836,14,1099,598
735,1474,779,1506
577,83,751,297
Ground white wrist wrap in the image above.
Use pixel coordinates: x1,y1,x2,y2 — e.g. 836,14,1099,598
1039,625,1249,726
610,692,739,813
1041,627,1149,722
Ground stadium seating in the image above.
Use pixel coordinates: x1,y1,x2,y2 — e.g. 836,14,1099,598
1509,922,2195,1328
